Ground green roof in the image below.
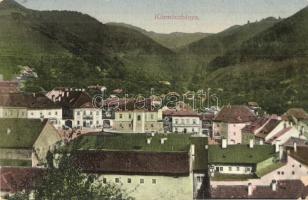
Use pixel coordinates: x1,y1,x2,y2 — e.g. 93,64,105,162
190,136,208,171
63,133,196,152
208,144,276,164
0,159,32,167
0,119,45,148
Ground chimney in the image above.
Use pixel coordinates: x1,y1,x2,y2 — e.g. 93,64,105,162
275,142,280,153
151,132,155,137
191,144,195,157
279,146,283,160
147,138,152,145
222,138,227,149
249,139,254,148
248,183,253,196
160,138,167,144
293,142,297,152
271,180,277,191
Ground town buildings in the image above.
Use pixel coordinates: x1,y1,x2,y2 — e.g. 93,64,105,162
212,105,257,144
0,118,62,167
163,110,202,134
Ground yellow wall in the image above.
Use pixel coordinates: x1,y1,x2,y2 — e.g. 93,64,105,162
34,122,62,164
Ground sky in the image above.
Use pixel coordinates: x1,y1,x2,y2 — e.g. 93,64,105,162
15,0,308,33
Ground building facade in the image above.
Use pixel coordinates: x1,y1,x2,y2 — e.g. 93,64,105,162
113,110,163,133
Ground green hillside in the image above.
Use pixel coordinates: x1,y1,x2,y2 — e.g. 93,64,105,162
108,22,211,50
202,8,308,113
0,0,176,94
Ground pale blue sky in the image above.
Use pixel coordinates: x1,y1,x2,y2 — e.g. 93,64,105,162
16,0,308,33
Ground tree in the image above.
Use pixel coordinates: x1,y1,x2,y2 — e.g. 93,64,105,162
9,153,134,200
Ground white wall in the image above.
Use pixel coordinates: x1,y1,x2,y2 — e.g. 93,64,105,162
27,109,63,128
98,174,193,200
73,108,103,129
172,116,201,134
211,164,253,175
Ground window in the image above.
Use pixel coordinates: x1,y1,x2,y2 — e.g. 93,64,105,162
233,124,236,127
197,176,201,182
277,171,280,175
31,112,34,116
140,179,144,184
96,111,99,115
129,114,132,119
237,167,240,171
152,179,156,184
151,124,154,128
192,128,195,133
151,114,154,120
193,119,196,124
229,167,232,171
119,114,123,119
281,171,284,175
175,119,178,124
219,167,223,171
234,132,236,136
127,178,131,183
90,121,93,125
115,178,119,183
77,111,80,116
77,121,80,125
292,171,295,175
137,115,141,121
103,178,107,184
300,165,302,168
90,111,93,115
181,119,185,124
48,112,51,115
96,121,99,125
245,167,251,172
186,119,189,124
83,111,86,115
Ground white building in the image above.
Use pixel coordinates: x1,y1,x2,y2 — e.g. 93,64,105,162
163,110,201,134
212,105,257,144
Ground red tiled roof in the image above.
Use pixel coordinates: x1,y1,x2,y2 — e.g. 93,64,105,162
214,105,257,123
210,180,308,199
0,93,59,108
0,81,18,93
256,119,280,139
284,108,308,120
59,91,93,108
266,127,292,143
289,146,308,166
163,110,200,117
72,150,190,176
0,167,44,193
242,117,269,133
